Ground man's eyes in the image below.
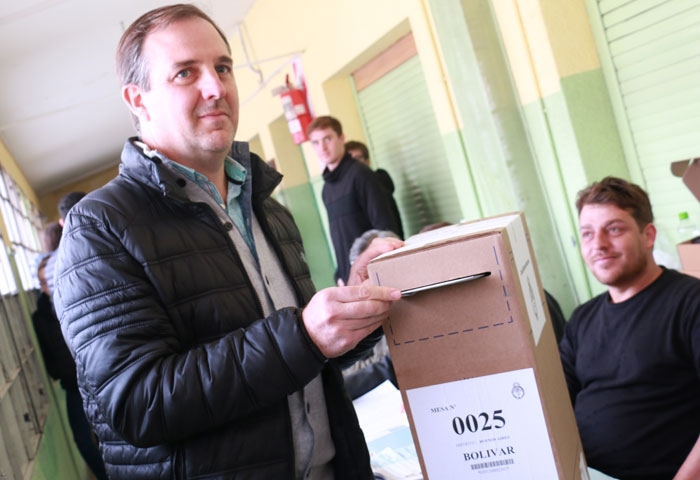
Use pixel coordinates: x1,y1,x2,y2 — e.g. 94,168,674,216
174,65,231,79
580,226,623,239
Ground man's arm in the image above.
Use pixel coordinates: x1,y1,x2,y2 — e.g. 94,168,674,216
677,280,700,479
558,317,582,406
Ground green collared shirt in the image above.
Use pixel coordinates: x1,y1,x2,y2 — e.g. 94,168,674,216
167,158,256,258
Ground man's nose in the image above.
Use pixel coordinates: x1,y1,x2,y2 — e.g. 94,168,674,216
591,230,609,248
200,69,225,99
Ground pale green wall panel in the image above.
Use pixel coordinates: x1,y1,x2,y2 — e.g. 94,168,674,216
560,70,628,182
30,385,86,480
427,0,580,316
586,0,700,256
440,130,481,222
281,182,335,290
518,96,596,307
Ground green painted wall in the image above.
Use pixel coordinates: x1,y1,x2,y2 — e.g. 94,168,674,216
282,182,335,290
561,70,628,183
31,385,87,480
428,0,580,316
3,289,90,480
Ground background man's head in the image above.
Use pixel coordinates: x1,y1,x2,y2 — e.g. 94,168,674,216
307,116,345,171
58,191,86,226
345,140,370,167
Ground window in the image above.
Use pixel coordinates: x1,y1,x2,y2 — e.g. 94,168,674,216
0,165,49,479
0,169,43,293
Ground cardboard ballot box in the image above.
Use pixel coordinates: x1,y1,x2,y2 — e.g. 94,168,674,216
672,158,700,278
678,240,700,279
368,212,587,480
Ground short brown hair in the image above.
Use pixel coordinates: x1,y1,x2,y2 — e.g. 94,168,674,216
345,141,369,161
58,191,86,220
306,115,343,138
116,4,230,131
575,176,653,230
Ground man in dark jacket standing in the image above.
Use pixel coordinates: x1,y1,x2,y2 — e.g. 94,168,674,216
308,117,404,286
345,140,404,241
53,5,402,480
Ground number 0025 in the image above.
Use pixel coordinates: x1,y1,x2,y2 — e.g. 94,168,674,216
452,410,506,435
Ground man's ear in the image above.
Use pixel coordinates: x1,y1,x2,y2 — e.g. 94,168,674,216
122,84,149,121
643,222,657,250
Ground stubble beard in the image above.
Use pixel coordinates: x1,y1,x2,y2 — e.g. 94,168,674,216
595,252,648,290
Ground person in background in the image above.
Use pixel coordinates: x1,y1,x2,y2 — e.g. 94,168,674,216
32,222,108,480
342,229,400,399
559,176,700,479
345,140,404,241
308,117,403,286
345,140,393,192
57,191,86,227
53,5,402,479
44,191,85,296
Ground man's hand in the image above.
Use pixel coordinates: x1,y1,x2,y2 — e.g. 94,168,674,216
347,236,404,286
302,285,401,358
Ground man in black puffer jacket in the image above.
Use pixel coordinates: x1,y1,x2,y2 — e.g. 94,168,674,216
53,5,402,479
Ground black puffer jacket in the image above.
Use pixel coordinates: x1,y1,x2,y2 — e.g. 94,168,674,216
54,139,375,479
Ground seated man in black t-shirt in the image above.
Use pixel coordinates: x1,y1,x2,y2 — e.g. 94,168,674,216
559,176,700,480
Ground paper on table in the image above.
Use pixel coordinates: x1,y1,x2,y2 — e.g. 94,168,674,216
352,380,423,480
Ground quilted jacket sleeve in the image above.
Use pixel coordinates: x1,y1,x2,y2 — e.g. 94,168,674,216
53,198,327,448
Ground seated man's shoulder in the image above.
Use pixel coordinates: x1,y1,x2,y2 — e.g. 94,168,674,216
567,301,596,331
662,268,700,295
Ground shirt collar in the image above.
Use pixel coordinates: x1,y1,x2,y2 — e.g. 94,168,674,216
133,140,248,189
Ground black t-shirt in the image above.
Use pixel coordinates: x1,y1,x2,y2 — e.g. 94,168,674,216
560,268,700,479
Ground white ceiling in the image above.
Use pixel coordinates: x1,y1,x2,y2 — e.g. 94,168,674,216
0,0,256,196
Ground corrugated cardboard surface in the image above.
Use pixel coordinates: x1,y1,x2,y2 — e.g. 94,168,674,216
682,158,700,203
677,159,700,271
368,213,585,479
682,269,700,279
678,242,700,271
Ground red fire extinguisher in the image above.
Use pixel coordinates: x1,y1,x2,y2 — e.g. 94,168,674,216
280,75,313,144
